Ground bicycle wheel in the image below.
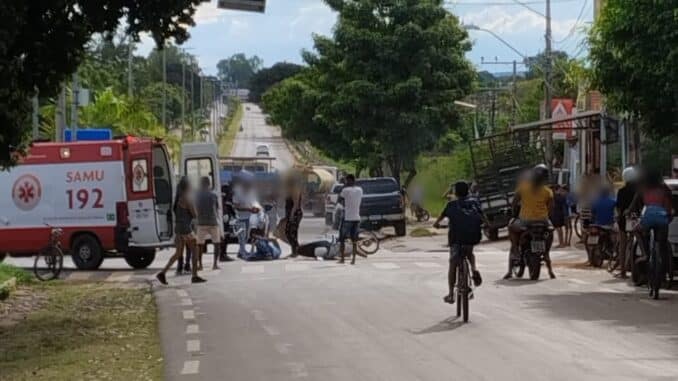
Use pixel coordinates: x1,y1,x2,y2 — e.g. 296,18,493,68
455,267,462,318
607,240,620,273
667,246,674,290
34,246,64,281
357,230,380,255
462,260,470,322
574,216,583,239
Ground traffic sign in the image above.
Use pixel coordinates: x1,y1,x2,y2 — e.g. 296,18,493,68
217,0,266,13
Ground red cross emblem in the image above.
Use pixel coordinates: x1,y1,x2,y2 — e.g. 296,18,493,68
12,174,42,211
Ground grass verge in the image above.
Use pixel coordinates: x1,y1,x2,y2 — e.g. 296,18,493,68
0,283,162,381
218,100,244,156
415,147,473,214
0,263,33,286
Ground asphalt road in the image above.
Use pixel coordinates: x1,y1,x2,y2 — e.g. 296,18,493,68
6,104,678,380
153,105,678,381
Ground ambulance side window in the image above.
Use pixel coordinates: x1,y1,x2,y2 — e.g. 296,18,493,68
185,158,214,190
132,159,149,192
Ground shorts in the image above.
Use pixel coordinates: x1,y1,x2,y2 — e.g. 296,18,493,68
196,225,221,244
449,244,473,264
175,233,196,245
641,205,669,229
339,220,360,242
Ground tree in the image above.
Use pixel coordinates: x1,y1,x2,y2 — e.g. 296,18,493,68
249,62,305,102
302,0,475,184
140,83,186,127
216,53,263,87
589,1,678,137
0,0,204,167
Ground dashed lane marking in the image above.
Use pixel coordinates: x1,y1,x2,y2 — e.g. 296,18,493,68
252,310,266,321
180,298,193,306
262,325,280,336
177,290,189,298
183,310,195,320
186,324,200,334
373,262,400,270
285,263,311,272
414,262,443,269
181,360,200,375
275,343,292,355
242,265,265,274
187,339,201,353
567,278,591,285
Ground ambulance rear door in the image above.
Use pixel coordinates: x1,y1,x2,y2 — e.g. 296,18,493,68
181,143,223,234
125,142,159,246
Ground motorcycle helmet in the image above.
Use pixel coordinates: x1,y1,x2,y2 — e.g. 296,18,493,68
533,164,549,184
622,166,638,183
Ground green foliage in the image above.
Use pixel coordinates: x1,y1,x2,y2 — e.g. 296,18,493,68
217,53,263,87
0,264,33,285
0,0,205,168
264,0,475,183
590,1,678,137
249,62,305,102
139,82,186,126
415,147,473,213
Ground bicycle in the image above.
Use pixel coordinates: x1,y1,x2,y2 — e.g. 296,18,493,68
454,244,474,323
34,227,64,281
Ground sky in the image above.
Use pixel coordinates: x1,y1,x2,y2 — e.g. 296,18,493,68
137,0,593,76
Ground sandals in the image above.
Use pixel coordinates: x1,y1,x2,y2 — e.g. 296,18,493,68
443,294,455,304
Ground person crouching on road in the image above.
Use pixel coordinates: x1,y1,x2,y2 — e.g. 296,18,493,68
434,181,483,304
196,176,227,270
233,173,259,258
338,174,363,265
157,177,206,285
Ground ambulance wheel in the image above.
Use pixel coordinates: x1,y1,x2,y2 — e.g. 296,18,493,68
124,248,156,269
71,235,104,270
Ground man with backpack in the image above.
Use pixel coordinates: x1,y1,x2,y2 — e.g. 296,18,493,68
434,181,484,304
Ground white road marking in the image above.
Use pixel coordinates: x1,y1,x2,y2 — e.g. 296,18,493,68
599,287,623,294
67,272,91,280
373,262,400,270
186,324,200,334
105,273,132,282
567,278,591,285
252,309,266,321
183,310,195,320
177,290,189,298
640,299,661,307
275,343,292,354
414,262,442,269
181,360,200,375
180,298,193,306
262,325,280,336
187,339,201,352
286,263,310,272
242,265,265,274
285,362,309,378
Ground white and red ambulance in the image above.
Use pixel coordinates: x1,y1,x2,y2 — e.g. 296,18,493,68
0,137,177,270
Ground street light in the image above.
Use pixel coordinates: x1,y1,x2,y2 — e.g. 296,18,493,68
463,24,527,61
454,100,479,139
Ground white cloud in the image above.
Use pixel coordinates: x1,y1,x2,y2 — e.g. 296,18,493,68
462,6,579,40
193,3,226,25
288,2,336,40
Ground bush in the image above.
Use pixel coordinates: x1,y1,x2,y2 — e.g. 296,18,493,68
0,264,33,285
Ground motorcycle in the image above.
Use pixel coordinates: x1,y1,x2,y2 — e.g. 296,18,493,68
514,222,554,280
585,225,616,268
411,203,430,222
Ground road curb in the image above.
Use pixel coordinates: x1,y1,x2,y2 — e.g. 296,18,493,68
0,277,17,300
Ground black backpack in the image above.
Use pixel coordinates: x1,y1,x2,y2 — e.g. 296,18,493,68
448,199,483,245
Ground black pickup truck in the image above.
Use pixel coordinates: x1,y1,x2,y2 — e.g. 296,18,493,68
356,177,407,236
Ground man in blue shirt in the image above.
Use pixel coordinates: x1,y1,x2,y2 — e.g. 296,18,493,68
591,186,617,228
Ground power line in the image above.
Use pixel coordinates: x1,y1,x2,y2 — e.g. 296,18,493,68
552,0,588,45
448,0,577,5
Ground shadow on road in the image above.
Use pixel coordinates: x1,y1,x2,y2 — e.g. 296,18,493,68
525,291,678,351
410,316,465,335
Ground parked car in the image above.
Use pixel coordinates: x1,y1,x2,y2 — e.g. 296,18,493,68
256,143,271,157
353,177,406,236
325,183,343,226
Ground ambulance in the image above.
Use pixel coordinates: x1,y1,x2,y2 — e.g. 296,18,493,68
0,137,220,270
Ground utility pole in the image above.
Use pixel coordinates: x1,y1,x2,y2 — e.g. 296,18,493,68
544,0,554,168
56,86,66,142
31,93,39,140
191,70,195,138
71,73,80,142
480,57,525,126
181,59,186,139
128,42,134,97
162,46,167,129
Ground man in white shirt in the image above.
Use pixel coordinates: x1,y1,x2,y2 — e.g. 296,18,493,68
338,174,363,265
232,172,259,257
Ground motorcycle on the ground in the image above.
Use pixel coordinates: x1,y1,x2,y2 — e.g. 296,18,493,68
514,222,554,280
411,203,430,222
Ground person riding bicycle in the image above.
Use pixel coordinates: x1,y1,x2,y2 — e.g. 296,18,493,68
505,164,555,280
616,166,639,278
629,167,673,267
589,184,618,257
433,181,483,304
